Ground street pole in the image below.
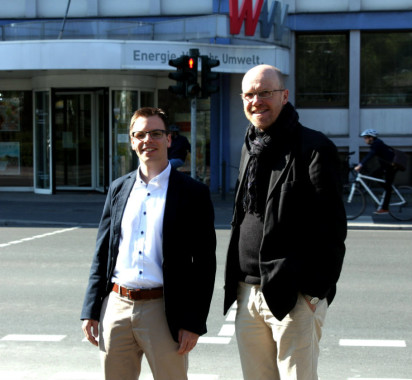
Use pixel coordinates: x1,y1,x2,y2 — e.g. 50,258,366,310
190,96,197,179
58,0,72,39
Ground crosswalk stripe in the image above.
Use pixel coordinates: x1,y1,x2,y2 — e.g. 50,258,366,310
0,371,31,380
1,334,66,342
225,310,236,322
138,375,219,380
340,339,406,347
198,336,231,344
347,378,412,380
218,324,235,336
49,372,101,380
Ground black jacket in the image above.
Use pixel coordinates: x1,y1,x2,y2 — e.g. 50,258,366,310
81,168,216,342
361,138,394,169
224,103,347,321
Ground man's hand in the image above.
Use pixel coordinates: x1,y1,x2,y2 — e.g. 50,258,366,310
82,319,99,346
177,329,199,355
304,298,317,313
354,164,362,172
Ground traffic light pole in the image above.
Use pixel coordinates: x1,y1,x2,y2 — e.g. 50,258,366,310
168,50,219,181
190,96,197,179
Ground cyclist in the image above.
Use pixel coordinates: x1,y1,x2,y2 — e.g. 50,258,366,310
354,129,397,214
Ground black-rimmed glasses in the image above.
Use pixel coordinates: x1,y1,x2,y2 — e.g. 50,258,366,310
131,129,168,141
241,89,285,102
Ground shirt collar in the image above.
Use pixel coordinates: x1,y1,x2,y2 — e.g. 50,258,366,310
135,163,171,189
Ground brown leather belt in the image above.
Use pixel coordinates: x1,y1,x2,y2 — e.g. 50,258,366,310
112,283,163,301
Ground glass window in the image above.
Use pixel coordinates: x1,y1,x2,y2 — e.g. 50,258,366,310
141,91,155,108
0,90,33,187
158,90,211,185
361,31,412,107
112,90,138,179
296,33,349,107
34,91,51,191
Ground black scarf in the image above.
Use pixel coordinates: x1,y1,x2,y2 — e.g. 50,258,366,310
242,102,299,217
242,126,273,217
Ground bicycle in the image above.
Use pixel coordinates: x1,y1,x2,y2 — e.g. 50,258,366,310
343,168,412,221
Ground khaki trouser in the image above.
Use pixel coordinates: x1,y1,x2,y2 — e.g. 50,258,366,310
235,282,327,380
99,292,188,380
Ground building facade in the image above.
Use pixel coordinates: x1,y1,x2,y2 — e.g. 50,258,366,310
0,0,411,194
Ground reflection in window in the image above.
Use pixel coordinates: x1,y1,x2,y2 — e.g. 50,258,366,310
34,91,51,190
296,33,349,107
361,32,412,107
0,90,33,187
112,90,138,179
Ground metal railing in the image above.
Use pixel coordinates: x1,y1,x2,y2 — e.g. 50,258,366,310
0,16,221,42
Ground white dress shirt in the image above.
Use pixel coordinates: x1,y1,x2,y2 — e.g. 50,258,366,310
112,164,171,289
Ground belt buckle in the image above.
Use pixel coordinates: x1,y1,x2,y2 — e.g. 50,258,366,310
128,288,142,300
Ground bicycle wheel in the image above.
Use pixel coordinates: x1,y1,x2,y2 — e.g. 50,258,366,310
342,184,365,220
388,185,412,221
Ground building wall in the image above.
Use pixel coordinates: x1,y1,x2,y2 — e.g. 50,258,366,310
1,0,412,192
0,0,213,18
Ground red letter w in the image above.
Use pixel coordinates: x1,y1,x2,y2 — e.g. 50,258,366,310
229,0,264,36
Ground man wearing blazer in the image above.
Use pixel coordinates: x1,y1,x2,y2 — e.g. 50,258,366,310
81,107,216,380
224,65,347,380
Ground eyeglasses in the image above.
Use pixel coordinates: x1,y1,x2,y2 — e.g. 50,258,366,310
240,89,285,102
131,129,168,140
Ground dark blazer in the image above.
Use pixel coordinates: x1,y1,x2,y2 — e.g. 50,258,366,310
224,116,347,321
81,167,216,342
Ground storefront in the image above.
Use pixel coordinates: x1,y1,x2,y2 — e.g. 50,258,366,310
0,36,288,193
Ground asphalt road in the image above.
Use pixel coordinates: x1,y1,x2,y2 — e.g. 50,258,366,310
0,227,411,380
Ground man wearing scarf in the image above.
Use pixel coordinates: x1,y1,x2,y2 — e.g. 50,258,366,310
224,65,347,380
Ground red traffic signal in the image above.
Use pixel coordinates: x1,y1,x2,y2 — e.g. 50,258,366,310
188,57,195,70
168,54,200,98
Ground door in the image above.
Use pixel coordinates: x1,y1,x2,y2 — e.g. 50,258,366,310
34,91,52,194
54,92,93,189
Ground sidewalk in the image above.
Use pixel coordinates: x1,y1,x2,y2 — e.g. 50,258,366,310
0,191,411,230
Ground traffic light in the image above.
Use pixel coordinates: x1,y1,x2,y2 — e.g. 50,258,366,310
168,53,200,98
200,56,220,98
186,56,200,98
168,55,190,98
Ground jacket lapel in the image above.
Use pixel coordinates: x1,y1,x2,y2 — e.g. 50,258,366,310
266,150,293,202
113,172,136,238
235,145,251,207
162,169,180,250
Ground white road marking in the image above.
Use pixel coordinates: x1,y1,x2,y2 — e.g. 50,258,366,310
1,334,66,342
139,375,219,380
198,336,231,344
348,378,412,380
218,324,235,336
0,227,79,248
0,371,31,380
225,309,236,322
50,372,102,380
339,339,406,347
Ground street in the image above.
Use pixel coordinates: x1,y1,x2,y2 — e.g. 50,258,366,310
0,227,411,380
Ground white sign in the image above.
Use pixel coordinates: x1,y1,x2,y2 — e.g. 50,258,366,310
122,41,289,74
0,40,289,75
